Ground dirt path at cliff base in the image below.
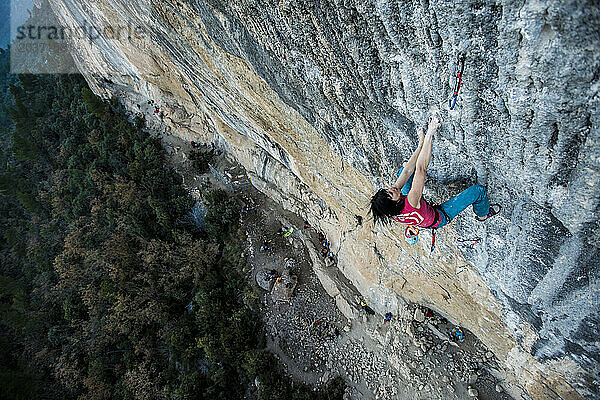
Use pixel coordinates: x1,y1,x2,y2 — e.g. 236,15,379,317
161,133,515,400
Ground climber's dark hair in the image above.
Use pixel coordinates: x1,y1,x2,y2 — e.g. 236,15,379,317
370,188,405,225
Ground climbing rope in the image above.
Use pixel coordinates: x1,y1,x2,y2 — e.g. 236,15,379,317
449,53,466,110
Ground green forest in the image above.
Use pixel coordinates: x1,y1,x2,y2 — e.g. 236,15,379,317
0,48,344,400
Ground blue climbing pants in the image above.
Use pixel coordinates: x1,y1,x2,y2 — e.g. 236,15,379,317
397,168,490,228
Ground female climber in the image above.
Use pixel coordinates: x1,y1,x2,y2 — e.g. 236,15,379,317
369,112,500,230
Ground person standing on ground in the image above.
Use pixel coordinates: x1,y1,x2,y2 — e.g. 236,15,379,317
369,113,500,229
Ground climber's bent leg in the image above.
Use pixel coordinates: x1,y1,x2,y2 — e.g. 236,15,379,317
437,185,490,227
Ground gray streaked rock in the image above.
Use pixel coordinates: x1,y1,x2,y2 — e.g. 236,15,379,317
468,373,478,384
48,0,600,397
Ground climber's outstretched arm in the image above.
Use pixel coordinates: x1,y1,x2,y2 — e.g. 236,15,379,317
407,167,426,209
407,114,440,208
392,128,424,190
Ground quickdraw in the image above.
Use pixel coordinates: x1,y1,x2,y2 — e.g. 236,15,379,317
449,53,466,110
447,225,481,272
456,237,480,250
429,204,447,253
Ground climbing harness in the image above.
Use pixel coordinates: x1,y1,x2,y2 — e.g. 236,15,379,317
397,204,443,252
428,204,449,253
449,53,466,110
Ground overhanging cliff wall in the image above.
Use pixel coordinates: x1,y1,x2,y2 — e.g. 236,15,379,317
47,0,599,398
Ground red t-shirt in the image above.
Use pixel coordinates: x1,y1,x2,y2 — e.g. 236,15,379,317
392,196,439,228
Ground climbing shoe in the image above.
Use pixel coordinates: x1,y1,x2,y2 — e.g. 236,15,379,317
476,204,501,221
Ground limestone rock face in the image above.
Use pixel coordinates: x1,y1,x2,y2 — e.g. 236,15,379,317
47,0,599,398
